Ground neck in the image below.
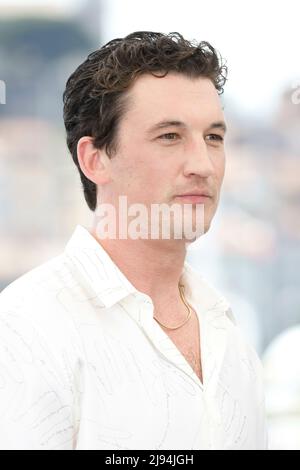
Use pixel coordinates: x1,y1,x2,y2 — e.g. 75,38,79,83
90,225,187,306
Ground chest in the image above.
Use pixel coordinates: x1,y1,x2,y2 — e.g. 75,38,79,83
164,311,203,384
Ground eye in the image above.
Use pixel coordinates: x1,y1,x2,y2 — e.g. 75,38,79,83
158,132,180,141
206,134,224,142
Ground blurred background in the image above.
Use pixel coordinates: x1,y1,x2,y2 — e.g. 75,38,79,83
0,0,299,450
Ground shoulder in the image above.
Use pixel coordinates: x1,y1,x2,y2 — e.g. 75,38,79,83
1,253,68,314
0,253,83,355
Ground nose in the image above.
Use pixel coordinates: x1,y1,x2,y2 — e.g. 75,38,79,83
182,138,215,178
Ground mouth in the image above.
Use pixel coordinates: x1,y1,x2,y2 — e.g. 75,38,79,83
174,194,212,204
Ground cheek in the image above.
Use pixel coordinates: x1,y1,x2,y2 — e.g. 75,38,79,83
133,152,166,184
219,163,225,183
113,158,156,196
214,153,226,183
112,143,171,194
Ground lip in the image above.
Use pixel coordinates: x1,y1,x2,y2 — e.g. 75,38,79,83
174,194,211,203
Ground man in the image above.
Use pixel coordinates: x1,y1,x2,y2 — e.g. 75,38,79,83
0,31,267,450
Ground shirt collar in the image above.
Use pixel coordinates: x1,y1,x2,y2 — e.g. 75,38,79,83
64,224,230,315
65,224,137,308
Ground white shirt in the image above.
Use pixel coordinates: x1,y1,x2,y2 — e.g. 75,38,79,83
0,225,267,450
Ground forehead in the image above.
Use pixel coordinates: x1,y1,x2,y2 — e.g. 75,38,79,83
123,72,224,126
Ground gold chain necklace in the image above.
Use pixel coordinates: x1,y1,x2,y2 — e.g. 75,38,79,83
153,283,192,330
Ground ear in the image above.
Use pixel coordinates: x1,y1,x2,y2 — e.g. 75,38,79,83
77,136,112,185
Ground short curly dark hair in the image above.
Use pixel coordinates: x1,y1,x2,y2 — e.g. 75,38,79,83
63,31,228,211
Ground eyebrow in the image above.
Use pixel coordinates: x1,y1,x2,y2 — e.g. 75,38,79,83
146,119,227,135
